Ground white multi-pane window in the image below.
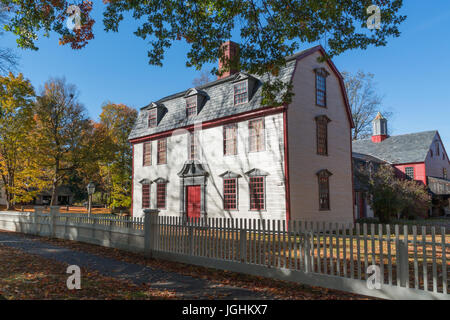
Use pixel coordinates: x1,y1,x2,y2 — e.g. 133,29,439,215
223,124,237,156
316,72,326,107
316,115,330,155
143,141,151,166
405,167,414,180
223,178,238,210
148,109,157,128
248,119,265,152
188,131,199,160
249,177,265,210
142,183,150,208
157,138,167,164
186,96,197,118
317,170,332,210
234,81,248,105
156,182,167,209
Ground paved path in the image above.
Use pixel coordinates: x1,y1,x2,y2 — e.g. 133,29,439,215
0,232,272,300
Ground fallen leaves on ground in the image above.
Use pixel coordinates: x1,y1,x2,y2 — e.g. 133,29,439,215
0,243,176,300
0,231,375,300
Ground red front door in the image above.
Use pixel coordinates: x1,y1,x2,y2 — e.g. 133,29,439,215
186,185,201,219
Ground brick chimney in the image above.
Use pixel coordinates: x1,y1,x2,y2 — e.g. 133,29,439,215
217,41,239,79
371,112,388,143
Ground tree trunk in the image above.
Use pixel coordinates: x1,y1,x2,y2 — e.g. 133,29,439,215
5,191,12,211
50,179,58,206
5,175,14,211
50,161,59,206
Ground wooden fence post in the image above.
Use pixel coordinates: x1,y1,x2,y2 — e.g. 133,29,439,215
240,225,247,262
49,206,59,238
144,209,159,257
33,207,42,235
397,237,409,287
189,219,194,256
304,225,311,273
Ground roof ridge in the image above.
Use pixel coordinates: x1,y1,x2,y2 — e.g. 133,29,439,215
353,130,437,143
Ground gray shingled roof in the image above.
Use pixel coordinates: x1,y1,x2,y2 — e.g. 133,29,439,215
128,46,323,140
352,131,437,164
352,152,385,163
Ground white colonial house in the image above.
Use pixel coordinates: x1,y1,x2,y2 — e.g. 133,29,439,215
129,43,355,223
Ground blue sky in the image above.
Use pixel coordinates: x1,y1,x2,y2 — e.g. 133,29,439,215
2,1,450,147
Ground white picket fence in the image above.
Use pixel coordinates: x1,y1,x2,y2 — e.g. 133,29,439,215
0,207,448,300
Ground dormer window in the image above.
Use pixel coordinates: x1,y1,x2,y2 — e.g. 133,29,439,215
232,73,258,106
186,96,197,118
315,68,329,107
144,102,166,128
184,88,207,118
234,81,248,105
148,109,157,128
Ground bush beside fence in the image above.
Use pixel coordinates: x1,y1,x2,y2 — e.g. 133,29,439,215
0,207,448,300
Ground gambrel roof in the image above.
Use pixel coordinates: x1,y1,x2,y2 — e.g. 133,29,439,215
129,45,353,141
129,62,294,140
352,131,438,164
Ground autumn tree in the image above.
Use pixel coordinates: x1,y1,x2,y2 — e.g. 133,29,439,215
343,70,392,140
96,103,137,209
33,78,92,206
0,73,43,209
1,1,406,105
363,165,430,223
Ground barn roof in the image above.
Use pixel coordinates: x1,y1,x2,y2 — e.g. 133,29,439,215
352,152,385,164
352,131,437,164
